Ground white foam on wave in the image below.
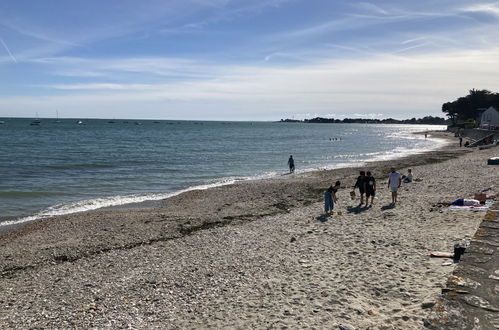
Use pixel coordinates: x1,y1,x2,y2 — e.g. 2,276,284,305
367,133,449,163
0,178,242,227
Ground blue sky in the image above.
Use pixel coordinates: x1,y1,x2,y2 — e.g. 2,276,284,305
1,0,499,120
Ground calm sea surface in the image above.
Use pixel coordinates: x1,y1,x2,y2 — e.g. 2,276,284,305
0,118,446,226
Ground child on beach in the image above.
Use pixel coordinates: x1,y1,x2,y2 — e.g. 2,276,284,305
364,171,376,206
353,171,366,206
402,169,413,183
324,181,341,216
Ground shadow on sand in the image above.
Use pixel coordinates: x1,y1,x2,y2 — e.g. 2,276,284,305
347,205,371,214
315,214,329,222
381,203,396,211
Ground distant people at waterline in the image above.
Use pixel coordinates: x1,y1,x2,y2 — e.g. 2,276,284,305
287,155,295,173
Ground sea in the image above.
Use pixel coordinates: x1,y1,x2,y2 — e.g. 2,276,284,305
0,118,447,227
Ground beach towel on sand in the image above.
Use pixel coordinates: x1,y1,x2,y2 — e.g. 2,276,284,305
448,199,492,211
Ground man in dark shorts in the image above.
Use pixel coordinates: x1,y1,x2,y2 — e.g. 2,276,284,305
364,171,376,206
353,171,366,205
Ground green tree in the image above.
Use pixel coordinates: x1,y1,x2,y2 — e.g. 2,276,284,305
442,89,499,125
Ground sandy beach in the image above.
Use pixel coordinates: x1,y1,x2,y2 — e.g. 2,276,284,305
0,131,497,329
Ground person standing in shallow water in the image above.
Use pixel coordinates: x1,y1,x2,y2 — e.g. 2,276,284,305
388,168,402,204
287,155,295,173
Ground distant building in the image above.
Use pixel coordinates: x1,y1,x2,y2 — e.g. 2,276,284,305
479,106,499,129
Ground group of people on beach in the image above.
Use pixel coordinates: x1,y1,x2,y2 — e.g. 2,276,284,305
353,170,377,207
284,155,413,216
323,167,414,216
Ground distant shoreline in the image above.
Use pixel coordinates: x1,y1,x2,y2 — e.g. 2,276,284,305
1,116,448,125
279,116,449,125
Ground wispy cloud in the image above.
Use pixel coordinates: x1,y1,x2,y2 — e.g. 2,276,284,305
461,3,499,18
353,2,389,15
16,47,499,120
162,0,293,33
35,56,220,80
0,20,80,47
0,37,17,63
48,83,157,91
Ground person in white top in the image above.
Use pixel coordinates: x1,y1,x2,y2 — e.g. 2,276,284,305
388,168,402,204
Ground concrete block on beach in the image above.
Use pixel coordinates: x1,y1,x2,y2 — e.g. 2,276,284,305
424,204,499,329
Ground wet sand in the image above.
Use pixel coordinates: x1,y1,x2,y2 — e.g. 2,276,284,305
0,131,497,329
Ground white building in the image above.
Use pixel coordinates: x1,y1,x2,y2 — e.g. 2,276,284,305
480,106,499,129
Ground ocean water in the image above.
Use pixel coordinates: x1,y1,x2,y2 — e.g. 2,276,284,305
0,118,447,226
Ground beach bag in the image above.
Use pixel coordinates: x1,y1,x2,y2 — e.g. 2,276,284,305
474,192,487,204
453,242,469,261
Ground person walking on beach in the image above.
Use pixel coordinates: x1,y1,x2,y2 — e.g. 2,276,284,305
324,181,341,216
288,155,295,173
353,171,366,206
364,171,376,206
388,168,402,204
459,137,463,147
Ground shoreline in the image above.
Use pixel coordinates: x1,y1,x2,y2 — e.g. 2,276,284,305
0,129,448,234
1,130,496,328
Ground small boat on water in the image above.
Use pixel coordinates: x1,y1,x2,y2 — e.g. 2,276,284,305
76,120,84,125
31,112,41,126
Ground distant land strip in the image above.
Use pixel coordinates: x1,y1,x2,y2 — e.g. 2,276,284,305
279,116,449,125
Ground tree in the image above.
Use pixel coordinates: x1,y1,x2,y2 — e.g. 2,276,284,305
442,102,457,125
441,89,499,125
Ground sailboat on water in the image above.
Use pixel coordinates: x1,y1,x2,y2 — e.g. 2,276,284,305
30,113,41,126
54,110,61,123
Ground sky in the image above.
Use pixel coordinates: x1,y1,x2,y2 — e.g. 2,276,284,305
1,0,499,121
